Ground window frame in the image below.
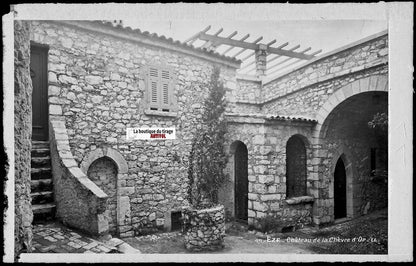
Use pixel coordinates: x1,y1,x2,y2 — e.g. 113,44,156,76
143,64,178,116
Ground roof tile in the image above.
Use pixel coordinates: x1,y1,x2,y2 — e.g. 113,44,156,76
92,20,240,64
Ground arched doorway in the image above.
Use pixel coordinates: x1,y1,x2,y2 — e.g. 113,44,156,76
313,75,388,222
87,157,118,234
234,142,248,221
80,147,129,236
286,135,307,198
334,157,347,219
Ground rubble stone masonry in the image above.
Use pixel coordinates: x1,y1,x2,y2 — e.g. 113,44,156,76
14,20,34,256
30,20,237,237
223,33,388,227
28,20,388,235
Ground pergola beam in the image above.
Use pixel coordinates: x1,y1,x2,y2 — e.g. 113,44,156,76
221,34,250,55
201,30,237,50
199,32,255,50
200,28,226,49
230,36,264,58
267,47,312,70
185,27,323,77
266,44,300,64
241,42,291,70
198,32,315,59
184,25,211,45
267,49,323,75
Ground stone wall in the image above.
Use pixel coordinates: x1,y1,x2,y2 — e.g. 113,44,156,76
221,116,316,228
222,33,388,227
27,19,388,235
49,119,110,236
317,91,388,221
226,78,262,114
14,20,33,257
182,205,225,251
261,34,388,109
262,65,387,118
30,20,237,236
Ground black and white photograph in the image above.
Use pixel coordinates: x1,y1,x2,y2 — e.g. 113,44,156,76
3,2,413,263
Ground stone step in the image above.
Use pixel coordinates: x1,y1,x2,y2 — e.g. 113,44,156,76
31,191,54,205
32,141,50,149
31,156,51,167
31,178,53,192
31,167,52,180
33,203,56,213
31,148,50,157
32,204,56,223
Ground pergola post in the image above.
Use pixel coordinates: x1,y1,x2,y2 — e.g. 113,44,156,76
255,44,268,77
185,26,321,77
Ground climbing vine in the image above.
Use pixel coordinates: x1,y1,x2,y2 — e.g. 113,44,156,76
187,66,228,209
368,112,388,181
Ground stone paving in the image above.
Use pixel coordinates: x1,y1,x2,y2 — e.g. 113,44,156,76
122,209,387,254
31,222,140,253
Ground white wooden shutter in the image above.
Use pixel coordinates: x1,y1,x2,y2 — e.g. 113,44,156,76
148,67,160,110
147,65,175,112
160,69,171,111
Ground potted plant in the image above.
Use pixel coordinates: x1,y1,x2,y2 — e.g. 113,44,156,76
182,67,228,251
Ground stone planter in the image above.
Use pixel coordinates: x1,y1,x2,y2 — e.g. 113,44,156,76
182,205,225,251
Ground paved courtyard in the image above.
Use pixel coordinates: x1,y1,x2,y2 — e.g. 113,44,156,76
30,209,386,255
123,209,387,254
31,222,139,253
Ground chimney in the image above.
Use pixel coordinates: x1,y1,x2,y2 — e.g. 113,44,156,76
103,20,124,27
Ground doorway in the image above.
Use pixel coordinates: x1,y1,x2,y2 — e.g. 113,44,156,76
30,45,49,141
334,157,347,219
234,142,248,221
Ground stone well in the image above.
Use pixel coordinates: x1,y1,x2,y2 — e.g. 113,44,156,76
182,205,225,251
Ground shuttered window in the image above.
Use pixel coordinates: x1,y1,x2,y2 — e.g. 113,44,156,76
147,65,174,112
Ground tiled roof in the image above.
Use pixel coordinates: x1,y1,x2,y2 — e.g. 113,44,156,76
225,113,317,123
266,115,317,123
92,21,241,65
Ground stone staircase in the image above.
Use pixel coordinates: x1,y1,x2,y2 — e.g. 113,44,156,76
31,141,56,223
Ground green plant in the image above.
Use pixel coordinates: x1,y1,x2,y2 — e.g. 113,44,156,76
368,112,388,132
367,112,388,183
187,67,228,209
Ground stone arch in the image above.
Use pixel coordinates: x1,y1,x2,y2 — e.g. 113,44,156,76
80,147,129,236
87,157,118,234
284,133,311,149
282,133,314,197
80,147,128,174
311,77,388,223
330,145,356,219
314,74,388,140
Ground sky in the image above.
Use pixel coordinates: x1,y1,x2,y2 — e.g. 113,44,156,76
123,19,387,54
13,3,388,77
12,3,389,54
121,4,387,77
123,18,386,77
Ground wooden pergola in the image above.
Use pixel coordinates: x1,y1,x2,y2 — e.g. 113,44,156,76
185,26,322,78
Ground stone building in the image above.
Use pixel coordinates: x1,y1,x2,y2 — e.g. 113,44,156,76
19,20,388,242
